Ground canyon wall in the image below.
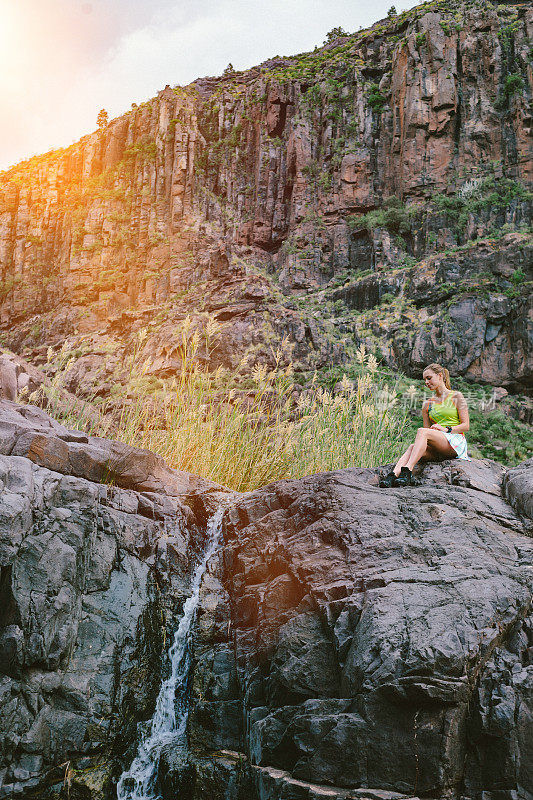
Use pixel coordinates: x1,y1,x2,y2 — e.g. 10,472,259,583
0,0,531,389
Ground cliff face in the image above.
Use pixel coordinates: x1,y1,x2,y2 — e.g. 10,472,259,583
194,2,531,281
0,400,222,798
0,0,531,390
0,89,200,321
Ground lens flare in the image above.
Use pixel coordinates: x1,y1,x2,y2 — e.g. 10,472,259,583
0,3,20,70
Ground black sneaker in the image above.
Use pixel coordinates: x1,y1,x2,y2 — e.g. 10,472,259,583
379,471,397,488
393,467,412,487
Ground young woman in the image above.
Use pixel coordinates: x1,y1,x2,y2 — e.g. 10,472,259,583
380,363,470,487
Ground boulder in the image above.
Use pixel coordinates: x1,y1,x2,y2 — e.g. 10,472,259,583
189,459,533,799
0,357,17,402
0,399,219,501
158,741,196,799
0,402,225,798
503,457,533,524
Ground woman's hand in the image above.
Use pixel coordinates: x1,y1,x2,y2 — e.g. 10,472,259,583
431,423,446,431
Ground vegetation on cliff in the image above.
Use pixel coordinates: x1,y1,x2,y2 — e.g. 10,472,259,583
25,326,407,492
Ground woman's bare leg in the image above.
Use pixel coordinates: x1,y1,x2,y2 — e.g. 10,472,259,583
394,442,438,476
406,428,456,472
393,445,414,476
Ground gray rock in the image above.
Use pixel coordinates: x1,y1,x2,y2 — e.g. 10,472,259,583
0,399,220,500
2,400,532,800
158,741,196,799
0,358,17,402
0,402,222,797
503,458,533,523
189,459,533,799
0,627,24,678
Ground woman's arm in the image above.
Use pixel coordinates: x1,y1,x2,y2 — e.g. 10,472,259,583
422,400,432,428
452,391,470,433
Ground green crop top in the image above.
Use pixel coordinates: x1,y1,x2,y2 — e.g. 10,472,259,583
427,391,461,428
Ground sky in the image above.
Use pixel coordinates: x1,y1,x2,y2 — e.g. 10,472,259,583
0,0,422,172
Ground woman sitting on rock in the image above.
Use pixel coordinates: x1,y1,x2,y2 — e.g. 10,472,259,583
380,362,470,487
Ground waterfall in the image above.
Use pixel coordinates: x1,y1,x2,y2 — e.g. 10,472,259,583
116,505,225,800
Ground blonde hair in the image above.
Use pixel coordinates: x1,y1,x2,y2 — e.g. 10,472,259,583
424,363,451,389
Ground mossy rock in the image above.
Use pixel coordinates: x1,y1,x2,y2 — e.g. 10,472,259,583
24,761,114,800
158,743,196,799
191,752,252,800
65,762,114,800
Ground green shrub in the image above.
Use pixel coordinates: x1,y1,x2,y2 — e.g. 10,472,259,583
511,268,526,284
324,26,349,44
318,172,333,191
432,177,532,232
366,83,387,113
302,160,320,180
349,196,415,235
503,73,525,97
469,408,533,465
399,254,417,268
495,73,525,109
227,123,243,148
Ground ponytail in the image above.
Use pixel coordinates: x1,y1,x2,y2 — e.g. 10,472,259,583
425,362,451,389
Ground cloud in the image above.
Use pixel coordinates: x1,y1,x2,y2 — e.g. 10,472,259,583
0,0,167,168
0,0,421,171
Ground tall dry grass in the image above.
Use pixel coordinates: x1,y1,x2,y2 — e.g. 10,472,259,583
24,320,408,492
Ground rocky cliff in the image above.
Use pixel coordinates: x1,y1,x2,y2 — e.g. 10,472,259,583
0,401,532,799
189,457,533,800
1,4,532,796
0,0,531,396
0,400,223,798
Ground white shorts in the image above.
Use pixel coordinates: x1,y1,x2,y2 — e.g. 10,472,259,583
445,432,470,460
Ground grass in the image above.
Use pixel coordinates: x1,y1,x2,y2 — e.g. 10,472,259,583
19,318,532,480
23,325,409,493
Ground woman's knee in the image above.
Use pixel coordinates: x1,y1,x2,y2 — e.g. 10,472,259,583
416,427,428,438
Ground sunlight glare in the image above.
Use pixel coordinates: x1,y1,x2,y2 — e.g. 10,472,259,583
0,2,22,72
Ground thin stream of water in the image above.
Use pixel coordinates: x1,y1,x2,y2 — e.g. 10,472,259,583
116,505,225,800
